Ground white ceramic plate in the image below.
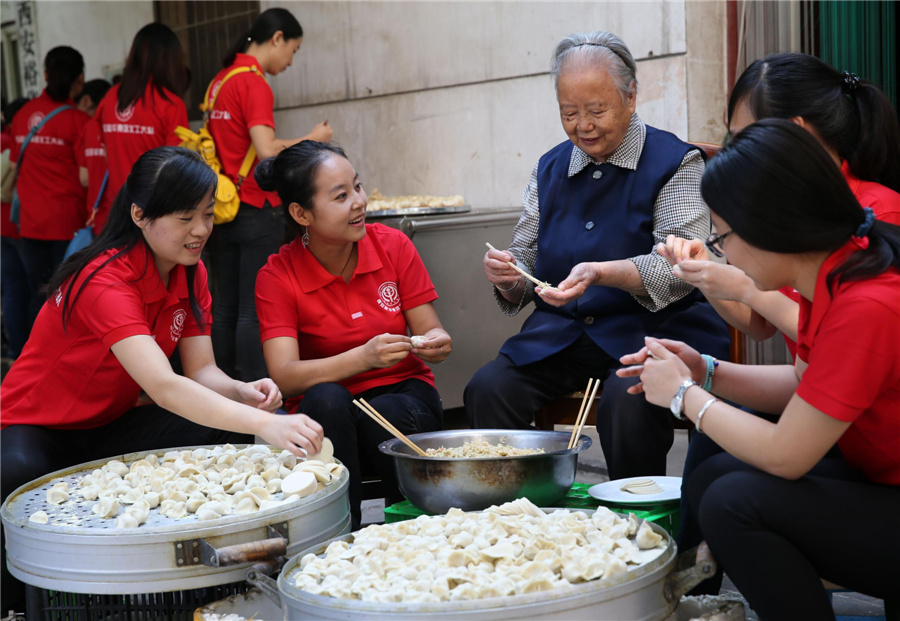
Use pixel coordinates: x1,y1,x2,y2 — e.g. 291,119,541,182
588,476,682,504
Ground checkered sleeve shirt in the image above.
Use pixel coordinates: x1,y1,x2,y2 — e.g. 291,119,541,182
493,114,710,315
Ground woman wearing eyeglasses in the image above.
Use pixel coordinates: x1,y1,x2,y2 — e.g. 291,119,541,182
660,52,900,353
617,119,900,620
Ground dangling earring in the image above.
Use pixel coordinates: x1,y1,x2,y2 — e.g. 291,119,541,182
302,227,310,247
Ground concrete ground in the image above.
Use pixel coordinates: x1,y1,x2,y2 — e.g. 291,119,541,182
363,413,888,620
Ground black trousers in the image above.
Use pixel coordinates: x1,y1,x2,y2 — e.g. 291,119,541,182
684,452,900,621
297,379,443,529
0,405,251,613
464,334,674,479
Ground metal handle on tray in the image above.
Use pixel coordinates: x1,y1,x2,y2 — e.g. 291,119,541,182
175,524,288,568
246,565,282,609
664,541,717,602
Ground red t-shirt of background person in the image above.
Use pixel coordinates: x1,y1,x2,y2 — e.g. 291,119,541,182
9,90,89,240
0,242,212,430
96,83,187,202
75,117,114,235
206,53,280,209
780,164,900,358
1,127,19,240
795,240,900,486
256,224,437,412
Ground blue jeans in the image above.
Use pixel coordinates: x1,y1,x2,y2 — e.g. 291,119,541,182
208,204,284,381
297,379,444,528
19,238,69,331
1,237,30,357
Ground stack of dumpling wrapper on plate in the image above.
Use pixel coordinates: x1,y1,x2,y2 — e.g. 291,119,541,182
31,442,344,528
293,498,666,603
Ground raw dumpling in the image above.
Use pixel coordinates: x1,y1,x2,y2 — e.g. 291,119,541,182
117,513,139,528
635,520,663,550
46,486,69,505
93,497,120,518
29,510,49,524
410,335,428,348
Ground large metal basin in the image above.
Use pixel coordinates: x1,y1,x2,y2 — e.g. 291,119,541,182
378,429,591,514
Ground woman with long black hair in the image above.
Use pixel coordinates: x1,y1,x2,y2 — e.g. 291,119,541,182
618,119,900,620
207,7,332,382
95,22,190,200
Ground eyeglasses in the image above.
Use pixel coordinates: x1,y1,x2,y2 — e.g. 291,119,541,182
705,230,734,258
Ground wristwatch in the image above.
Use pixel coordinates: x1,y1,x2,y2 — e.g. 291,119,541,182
670,380,697,420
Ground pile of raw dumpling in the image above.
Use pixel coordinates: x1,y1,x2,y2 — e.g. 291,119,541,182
293,499,666,603
33,443,344,528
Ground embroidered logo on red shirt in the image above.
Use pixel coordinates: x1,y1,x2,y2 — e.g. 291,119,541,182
170,309,186,342
377,282,401,312
27,112,44,130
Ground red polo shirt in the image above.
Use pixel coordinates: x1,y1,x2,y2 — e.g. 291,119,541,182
780,167,900,358
96,83,187,202
206,54,280,209
0,242,212,430
75,117,114,235
9,90,89,240
256,224,437,411
795,240,900,485
1,128,18,239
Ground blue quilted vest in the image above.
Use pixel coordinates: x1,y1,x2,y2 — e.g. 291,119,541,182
500,127,731,366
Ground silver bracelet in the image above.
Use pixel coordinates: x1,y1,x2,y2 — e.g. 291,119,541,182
495,277,520,292
696,397,718,434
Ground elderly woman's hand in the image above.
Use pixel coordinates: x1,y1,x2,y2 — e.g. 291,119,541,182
483,247,523,292
537,262,597,307
617,337,706,398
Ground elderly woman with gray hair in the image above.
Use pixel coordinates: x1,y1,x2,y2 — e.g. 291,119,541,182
466,31,730,479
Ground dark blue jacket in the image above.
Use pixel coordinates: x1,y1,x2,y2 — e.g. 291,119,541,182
500,128,731,365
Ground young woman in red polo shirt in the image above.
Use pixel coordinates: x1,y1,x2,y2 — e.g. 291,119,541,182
619,120,900,620
9,46,90,331
662,52,900,349
95,22,189,201
207,8,332,384
0,147,323,612
254,141,451,527
659,54,900,579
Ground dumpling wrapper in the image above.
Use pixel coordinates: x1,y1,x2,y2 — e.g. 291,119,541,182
410,335,428,348
307,438,334,464
282,471,317,498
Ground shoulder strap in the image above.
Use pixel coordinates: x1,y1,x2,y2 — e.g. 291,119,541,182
16,104,75,175
88,170,110,223
200,65,268,114
202,66,268,187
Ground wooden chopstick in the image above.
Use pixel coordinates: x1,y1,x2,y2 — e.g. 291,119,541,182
568,378,595,449
572,380,601,449
353,398,428,457
485,243,557,290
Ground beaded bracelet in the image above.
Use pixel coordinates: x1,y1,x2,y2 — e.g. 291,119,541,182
700,354,718,392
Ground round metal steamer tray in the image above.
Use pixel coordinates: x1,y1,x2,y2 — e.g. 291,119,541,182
0,445,351,594
273,518,699,621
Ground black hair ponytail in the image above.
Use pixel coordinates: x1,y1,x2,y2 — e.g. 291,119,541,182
222,8,303,67
702,119,900,293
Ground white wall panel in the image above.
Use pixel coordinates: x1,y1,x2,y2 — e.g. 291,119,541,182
267,1,686,108
274,54,687,210
34,1,153,82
